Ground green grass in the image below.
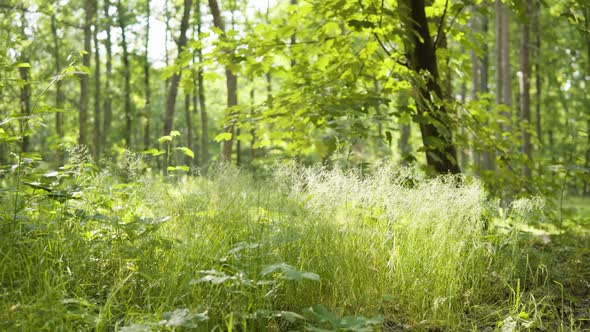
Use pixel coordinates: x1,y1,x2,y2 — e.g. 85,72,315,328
1,162,588,331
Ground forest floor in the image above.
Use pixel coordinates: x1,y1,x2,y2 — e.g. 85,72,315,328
1,164,590,331
524,196,590,331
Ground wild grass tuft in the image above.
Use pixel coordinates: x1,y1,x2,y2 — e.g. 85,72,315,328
0,162,562,330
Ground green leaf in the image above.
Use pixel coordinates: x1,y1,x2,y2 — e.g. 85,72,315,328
277,311,305,323
158,135,172,143
175,165,190,172
214,132,232,142
167,166,176,171
14,62,31,68
261,263,320,282
175,147,194,158
170,130,181,137
162,309,208,328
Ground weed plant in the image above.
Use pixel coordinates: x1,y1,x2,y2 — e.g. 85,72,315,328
0,158,558,331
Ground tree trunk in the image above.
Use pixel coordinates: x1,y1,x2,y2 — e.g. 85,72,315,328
102,0,113,154
208,0,238,162
163,0,192,175
79,0,93,147
93,5,101,161
50,13,64,160
470,38,481,171
184,93,193,166
164,0,171,91
479,13,494,171
118,0,132,148
520,0,532,179
19,9,31,153
196,0,208,170
398,0,460,174
290,0,297,67
585,8,590,194
500,1,512,124
143,0,151,150
533,0,542,146
398,91,412,165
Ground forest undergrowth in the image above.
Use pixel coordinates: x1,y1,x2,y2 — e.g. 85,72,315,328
0,152,589,331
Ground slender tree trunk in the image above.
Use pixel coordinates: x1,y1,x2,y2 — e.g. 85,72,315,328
533,0,542,146
398,90,412,165
192,84,199,166
480,13,494,171
184,93,193,166
249,86,256,162
470,10,481,171
102,0,113,154
118,0,132,148
93,5,101,161
208,0,238,162
164,0,171,91
290,0,297,67
18,9,31,153
585,8,590,194
495,0,504,113
500,1,512,124
79,0,93,147
163,0,192,175
50,13,64,159
196,0,208,169
520,0,532,179
18,63,31,153
143,0,151,150
398,0,460,174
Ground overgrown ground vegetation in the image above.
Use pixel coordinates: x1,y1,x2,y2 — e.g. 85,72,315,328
1,151,589,331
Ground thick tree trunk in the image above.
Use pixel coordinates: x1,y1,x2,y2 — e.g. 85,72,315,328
102,0,113,154
79,0,93,147
143,0,151,150
208,0,238,162
118,0,132,147
399,0,460,174
163,0,192,175
93,7,101,161
520,0,532,179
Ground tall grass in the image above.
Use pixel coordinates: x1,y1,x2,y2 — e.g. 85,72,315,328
0,160,533,330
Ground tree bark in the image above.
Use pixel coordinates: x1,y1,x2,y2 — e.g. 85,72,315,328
500,1,512,124
399,0,460,174
118,0,132,147
520,0,532,179
533,0,542,146
79,0,93,147
19,9,31,153
479,13,494,172
185,93,193,166
143,0,151,150
163,0,192,174
93,4,101,161
102,0,113,154
584,8,590,194
208,0,238,162
50,13,64,155
196,0,208,170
